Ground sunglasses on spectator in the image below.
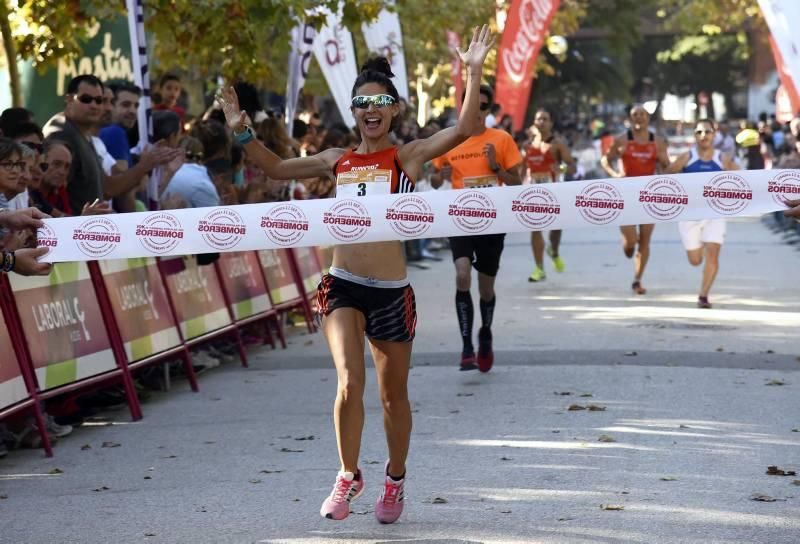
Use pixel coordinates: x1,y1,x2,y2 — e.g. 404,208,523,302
73,94,104,105
0,161,27,171
351,94,396,109
21,141,43,153
185,151,204,161
695,129,714,135
480,102,491,111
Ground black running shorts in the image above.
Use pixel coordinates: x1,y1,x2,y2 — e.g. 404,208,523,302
316,274,417,342
449,233,506,277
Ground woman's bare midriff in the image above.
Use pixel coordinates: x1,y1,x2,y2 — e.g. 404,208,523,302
331,241,407,281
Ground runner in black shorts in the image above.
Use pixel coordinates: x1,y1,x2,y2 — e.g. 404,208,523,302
431,85,523,372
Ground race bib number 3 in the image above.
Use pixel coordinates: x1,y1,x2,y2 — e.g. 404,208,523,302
463,175,498,189
336,169,392,198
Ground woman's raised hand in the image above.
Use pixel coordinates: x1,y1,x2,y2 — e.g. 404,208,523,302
457,24,496,70
216,86,247,131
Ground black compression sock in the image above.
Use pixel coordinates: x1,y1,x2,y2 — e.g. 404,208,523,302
455,290,474,353
480,297,496,329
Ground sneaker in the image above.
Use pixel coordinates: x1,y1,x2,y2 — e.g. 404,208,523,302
320,470,364,520
460,351,477,371
375,461,405,524
477,327,494,373
547,246,565,273
45,414,72,438
697,296,712,309
528,267,546,282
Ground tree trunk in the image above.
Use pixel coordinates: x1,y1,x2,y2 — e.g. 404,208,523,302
0,0,21,107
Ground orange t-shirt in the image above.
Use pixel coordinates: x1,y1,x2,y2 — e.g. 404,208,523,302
432,128,523,189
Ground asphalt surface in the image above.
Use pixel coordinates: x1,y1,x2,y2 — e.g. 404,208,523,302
1,217,799,544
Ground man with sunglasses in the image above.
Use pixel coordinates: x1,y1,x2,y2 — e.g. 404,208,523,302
44,75,177,214
666,119,738,309
430,84,523,373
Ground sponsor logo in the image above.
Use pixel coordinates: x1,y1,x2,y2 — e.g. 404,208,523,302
767,170,800,206
135,212,184,254
386,195,435,237
502,0,557,84
73,217,121,257
198,208,246,250
323,199,372,242
702,173,752,215
639,177,689,221
261,204,309,246
36,223,59,253
512,185,560,229
449,190,497,233
575,182,625,225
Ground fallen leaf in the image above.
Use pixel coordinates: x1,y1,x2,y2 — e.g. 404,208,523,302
552,430,561,433
600,504,624,511
766,349,775,354
280,447,304,453
750,494,779,502
792,480,800,486
679,424,690,429
567,404,586,411
81,444,91,451
48,468,64,475
259,469,283,474
292,498,301,502
558,517,574,521
449,410,460,414
766,466,797,476
555,391,573,396
303,340,313,346
144,533,156,537
598,435,617,443
143,476,152,480
210,397,222,401
793,429,799,433
624,351,638,356
93,486,110,492
249,479,262,484
766,379,786,386
0,494,7,499
430,497,448,504
203,441,216,445
500,509,512,514
716,347,725,352
579,393,593,398
294,435,315,441
660,476,678,481
160,455,177,459
587,405,607,411
500,456,513,461
101,442,121,448
147,467,155,471
457,393,474,397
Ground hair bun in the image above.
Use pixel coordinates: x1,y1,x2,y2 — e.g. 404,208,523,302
360,56,394,78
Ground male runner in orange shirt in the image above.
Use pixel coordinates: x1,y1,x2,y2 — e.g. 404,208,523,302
431,85,523,373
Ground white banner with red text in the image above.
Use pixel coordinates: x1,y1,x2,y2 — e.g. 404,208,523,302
313,6,358,128
37,170,800,263
362,6,410,100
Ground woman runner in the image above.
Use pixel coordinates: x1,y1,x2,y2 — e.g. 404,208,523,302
217,25,495,524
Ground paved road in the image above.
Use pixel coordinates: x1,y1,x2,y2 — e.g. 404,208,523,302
2,218,799,544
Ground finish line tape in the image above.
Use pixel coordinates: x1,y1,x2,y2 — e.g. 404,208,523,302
38,170,800,263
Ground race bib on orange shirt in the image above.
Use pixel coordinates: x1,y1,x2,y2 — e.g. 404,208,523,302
336,169,392,198
463,174,498,189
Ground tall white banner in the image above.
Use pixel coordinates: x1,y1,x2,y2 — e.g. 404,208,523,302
758,0,800,113
313,8,358,128
361,8,409,100
285,22,317,130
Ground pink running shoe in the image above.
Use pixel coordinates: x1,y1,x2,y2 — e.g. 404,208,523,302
320,470,364,520
375,461,405,524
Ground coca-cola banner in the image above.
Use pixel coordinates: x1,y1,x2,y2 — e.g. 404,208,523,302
0,306,28,411
495,0,561,131
285,21,317,130
313,6,358,128
362,7,409,99
99,258,181,362
8,263,116,391
446,30,464,110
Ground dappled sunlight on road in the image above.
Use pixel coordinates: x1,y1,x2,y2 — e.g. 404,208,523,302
440,438,660,452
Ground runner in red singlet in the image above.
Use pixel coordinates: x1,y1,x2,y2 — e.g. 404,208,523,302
524,108,575,282
219,26,494,525
600,104,669,294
